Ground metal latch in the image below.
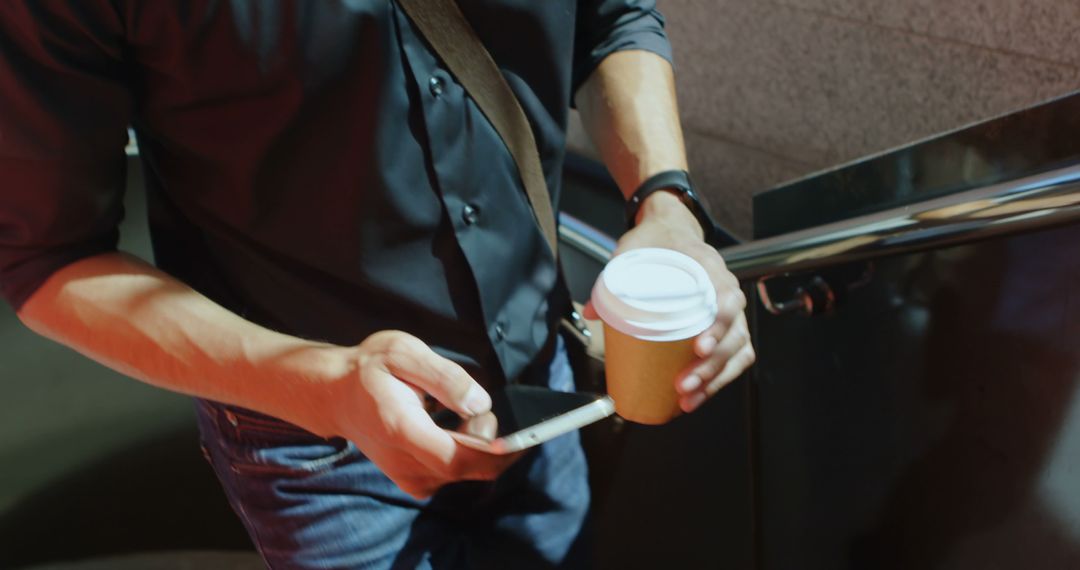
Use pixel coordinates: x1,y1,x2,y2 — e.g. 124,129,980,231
755,263,873,317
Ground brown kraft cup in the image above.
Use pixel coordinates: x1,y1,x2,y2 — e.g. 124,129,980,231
591,248,717,425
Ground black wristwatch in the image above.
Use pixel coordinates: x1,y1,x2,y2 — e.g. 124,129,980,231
625,169,720,245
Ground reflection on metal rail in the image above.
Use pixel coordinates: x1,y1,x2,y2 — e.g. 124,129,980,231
560,166,1080,281
558,214,616,264
721,165,1080,280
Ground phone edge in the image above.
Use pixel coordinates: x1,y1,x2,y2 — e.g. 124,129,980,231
493,396,616,454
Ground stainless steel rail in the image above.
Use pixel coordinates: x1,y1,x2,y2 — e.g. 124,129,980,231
722,165,1080,279
560,165,1080,281
558,214,617,264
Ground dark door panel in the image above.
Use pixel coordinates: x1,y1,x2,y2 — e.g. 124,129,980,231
754,224,1080,569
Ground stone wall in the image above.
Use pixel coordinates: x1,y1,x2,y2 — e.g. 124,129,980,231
569,0,1080,238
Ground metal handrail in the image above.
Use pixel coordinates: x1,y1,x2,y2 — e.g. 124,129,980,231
558,214,617,264
560,165,1080,281
721,165,1080,279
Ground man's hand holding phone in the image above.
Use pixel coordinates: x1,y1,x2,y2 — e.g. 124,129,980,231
321,331,520,499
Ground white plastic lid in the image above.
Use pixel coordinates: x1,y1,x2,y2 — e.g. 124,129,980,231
590,248,717,341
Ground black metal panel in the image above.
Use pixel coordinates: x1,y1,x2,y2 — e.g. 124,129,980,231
753,224,1080,569
754,90,1080,239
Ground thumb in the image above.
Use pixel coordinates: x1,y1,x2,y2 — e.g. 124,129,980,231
381,333,492,417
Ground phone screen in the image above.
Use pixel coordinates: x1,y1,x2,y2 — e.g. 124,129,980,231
432,384,608,442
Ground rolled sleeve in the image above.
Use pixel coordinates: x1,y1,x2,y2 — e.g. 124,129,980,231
0,2,131,310
572,0,674,95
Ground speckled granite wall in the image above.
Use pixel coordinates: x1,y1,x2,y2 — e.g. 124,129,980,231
567,0,1080,238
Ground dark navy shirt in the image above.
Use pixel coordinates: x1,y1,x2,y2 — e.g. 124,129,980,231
0,0,671,386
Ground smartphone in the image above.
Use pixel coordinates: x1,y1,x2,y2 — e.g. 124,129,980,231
432,384,615,455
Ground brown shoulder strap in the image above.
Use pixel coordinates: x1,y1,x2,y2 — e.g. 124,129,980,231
397,0,559,257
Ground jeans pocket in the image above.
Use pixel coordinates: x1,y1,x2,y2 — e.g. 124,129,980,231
231,407,314,435
215,407,358,477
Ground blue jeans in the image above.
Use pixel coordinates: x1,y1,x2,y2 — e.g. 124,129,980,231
195,337,591,569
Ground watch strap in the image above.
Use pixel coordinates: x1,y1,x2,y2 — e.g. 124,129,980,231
626,169,719,244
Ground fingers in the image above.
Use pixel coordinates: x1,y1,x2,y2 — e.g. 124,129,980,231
370,375,517,486
704,342,756,397
458,411,499,440
348,331,524,498
369,377,461,468
677,312,755,412
380,393,511,482
376,331,491,417
695,290,746,356
676,328,747,411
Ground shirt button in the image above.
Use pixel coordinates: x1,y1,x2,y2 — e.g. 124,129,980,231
462,204,480,225
429,76,445,97
494,323,506,342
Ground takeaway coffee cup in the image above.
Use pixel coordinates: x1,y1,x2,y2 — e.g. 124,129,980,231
591,248,717,424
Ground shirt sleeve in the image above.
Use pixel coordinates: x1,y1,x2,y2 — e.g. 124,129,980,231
572,0,674,96
0,2,132,310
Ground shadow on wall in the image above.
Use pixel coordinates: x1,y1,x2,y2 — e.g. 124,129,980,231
0,421,252,569
0,157,254,567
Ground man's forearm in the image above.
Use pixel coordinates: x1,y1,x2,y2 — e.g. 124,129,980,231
575,49,702,235
16,252,352,436
575,49,688,199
